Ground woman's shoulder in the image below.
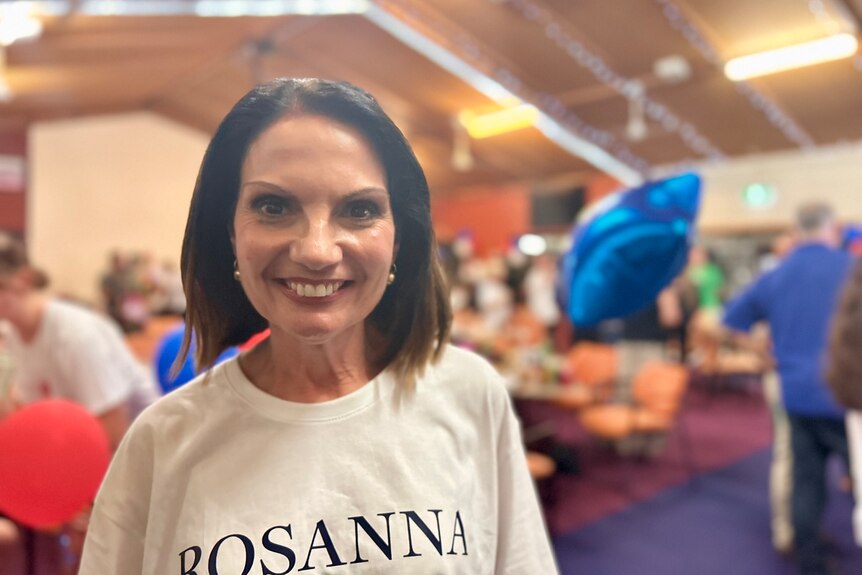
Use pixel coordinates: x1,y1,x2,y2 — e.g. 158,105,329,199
424,344,509,400
433,343,500,377
131,359,235,435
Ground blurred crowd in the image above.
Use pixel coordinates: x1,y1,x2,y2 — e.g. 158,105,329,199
99,250,185,333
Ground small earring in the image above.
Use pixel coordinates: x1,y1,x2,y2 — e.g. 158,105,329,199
233,259,241,281
387,263,397,286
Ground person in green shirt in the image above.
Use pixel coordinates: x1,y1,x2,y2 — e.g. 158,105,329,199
687,245,725,311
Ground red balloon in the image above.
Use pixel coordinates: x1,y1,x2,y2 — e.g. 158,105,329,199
0,399,111,529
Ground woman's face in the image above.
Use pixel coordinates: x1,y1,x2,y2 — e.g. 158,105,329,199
233,114,396,346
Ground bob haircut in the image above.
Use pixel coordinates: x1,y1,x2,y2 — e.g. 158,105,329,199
827,258,862,410
180,78,451,381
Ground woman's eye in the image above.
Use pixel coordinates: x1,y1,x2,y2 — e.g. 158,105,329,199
347,201,380,220
252,196,289,217
261,202,284,216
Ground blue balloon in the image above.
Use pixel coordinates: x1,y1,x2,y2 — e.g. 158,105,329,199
557,172,702,326
154,323,239,394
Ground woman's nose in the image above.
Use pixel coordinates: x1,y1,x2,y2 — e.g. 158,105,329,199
289,218,342,270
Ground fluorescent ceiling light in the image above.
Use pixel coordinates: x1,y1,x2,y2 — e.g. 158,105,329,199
724,33,859,81
458,104,539,139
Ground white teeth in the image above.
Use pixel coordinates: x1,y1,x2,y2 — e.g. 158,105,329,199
286,281,344,298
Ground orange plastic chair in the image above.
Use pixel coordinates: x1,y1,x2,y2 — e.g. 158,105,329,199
565,342,618,386
577,361,689,441
575,361,696,498
555,342,619,410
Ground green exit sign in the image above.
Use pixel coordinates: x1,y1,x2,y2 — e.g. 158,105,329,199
742,183,777,208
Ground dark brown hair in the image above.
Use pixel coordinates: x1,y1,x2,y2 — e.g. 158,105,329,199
181,78,451,381
826,258,862,409
0,233,49,289
0,232,28,275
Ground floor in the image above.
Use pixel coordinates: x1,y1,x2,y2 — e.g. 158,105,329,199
516,385,862,574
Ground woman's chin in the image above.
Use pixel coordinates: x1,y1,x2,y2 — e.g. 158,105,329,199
274,320,362,347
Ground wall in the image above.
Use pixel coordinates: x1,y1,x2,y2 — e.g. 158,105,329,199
0,124,28,235
693,142,862,233
431,184,530,257
29,112,209,303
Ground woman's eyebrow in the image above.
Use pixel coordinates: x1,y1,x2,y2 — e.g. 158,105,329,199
342,186,389,199
240,180,290,194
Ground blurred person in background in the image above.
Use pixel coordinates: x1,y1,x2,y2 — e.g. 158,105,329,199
79,78,557,573
611,285,683,457
687,244,725,314
147,258,186,316
826,257,862,548
617,285,684,389
0,232,159,573
99,251,151,333
760,231,796,274
523,253,561,341
685,245,725,373
0,233,157,446
723,202,853,575
744,227,799,554
474,255,515,332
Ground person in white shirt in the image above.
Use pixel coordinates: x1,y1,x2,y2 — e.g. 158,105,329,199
79,78,558,574
0,232,159,574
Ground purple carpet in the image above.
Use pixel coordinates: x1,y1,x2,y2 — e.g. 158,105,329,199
519,384,862,574
552,449,862,575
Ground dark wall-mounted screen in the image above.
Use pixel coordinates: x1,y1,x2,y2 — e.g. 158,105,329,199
530,187,585,228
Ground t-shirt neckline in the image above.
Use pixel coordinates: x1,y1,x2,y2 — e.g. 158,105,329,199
222,356,394,423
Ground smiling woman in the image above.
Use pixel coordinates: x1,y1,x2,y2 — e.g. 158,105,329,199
78,78,558,574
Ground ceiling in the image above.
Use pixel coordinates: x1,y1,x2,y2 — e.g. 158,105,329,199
1,0,861,196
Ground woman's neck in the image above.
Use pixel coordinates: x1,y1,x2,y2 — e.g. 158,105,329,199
239,325,386,403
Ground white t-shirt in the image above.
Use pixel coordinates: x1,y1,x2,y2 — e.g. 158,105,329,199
848,410,862,545
80,345,558,574
1,299,158,416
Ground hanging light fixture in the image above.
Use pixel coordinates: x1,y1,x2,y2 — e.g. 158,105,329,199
624,81,647,142
0,47,12,103
724,33,859,81
450,117,474,172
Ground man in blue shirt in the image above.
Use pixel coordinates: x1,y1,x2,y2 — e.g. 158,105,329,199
723,202,852,575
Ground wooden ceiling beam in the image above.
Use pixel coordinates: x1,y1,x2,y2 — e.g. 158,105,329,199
144,16,323,118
